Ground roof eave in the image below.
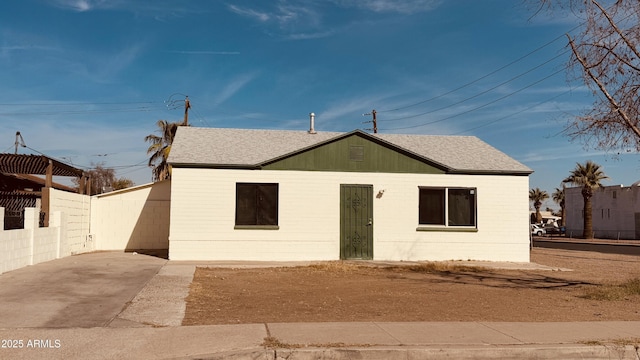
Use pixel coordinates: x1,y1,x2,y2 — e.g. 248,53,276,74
170,162,261,170
447,169,534,176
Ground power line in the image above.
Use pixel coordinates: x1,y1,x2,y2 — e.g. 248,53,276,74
376,31,575,114
0,106,155,117
450,90,572,135
0,101,158,106
192,108,212,127
185,97,212,127
379,51,568,123
373,2,637,129
117,163,151,177
108,159,149,170
380,67,566,131
374,3,630,116
23,145,91,170
22,144,149,178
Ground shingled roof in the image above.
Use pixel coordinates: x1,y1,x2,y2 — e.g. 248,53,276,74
168,127,532,175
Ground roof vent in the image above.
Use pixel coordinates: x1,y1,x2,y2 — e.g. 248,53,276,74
308,112,317,134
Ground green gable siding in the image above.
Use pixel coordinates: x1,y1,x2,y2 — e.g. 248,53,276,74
262,134,445,174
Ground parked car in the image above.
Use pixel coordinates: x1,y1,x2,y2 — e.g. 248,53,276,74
531,224,546,236
544,225,565,235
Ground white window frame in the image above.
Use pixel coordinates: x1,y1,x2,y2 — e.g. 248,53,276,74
417,186,478,232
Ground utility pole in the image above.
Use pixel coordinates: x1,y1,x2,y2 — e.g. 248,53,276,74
14,131,25,154
183,96,191,126
362,109,378,134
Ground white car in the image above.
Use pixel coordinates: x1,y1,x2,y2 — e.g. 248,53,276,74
531,224,546,236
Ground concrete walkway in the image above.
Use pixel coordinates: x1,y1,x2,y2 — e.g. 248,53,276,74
0,252,639,359
1,321,639,359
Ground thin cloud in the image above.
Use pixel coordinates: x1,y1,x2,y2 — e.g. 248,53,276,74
0,45,60,60
45,0,194,19
45,44,144,84
166,50,240,55
213,73,259,107
0,45,59,51
519,146,608,163
226,2,329,40
320,100,369,123
227,4,270,22
6,117,149,160
227,2,321,28
275,2,321,28
524,84,590,95
317,94,392,131
89,45,142,83
286,30,336,40
225,1,437,41
0,29,64,59
108,45,141,73
331,0,442,14
48,0,113,12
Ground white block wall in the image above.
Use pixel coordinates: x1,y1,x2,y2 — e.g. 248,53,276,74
1,181,170,274
0,208,66,274
169,168,530,262
49,188,91,255
91,181,170,251
0,205,31,273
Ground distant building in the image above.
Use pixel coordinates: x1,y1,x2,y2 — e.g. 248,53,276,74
530,210,561,226
565,182,640,240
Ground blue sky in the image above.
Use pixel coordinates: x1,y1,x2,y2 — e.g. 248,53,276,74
1,0,637,210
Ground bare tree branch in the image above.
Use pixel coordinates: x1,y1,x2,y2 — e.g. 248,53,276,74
591,0,640,60
534,0,640,153
568,35,640,140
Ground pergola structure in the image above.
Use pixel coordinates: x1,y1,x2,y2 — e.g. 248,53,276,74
0,154,89,227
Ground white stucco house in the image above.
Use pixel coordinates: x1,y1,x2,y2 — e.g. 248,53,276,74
565,182,640,239
166,126,533,262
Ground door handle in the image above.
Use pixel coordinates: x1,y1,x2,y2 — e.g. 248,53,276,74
367,218,372,226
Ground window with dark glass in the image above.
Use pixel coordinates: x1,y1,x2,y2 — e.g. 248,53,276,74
419,187,476,227
419,188,445,225
447,188,476,226
235,183,278,226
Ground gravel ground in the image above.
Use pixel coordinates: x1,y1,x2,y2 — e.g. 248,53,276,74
183,248,640,325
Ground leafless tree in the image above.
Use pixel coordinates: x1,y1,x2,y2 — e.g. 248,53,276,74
72,163,133,195
534,0,640,153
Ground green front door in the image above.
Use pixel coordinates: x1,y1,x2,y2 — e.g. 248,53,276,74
340,184,373,259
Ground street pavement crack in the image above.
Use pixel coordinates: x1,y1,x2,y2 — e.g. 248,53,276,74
478,322,525,344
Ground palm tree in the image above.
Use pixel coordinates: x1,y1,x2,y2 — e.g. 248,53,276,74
552,186,566,226
145,120,180,181
563,160,609,239
529,188,549,224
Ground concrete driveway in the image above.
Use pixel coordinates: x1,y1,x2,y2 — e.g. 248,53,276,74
0,252,166,328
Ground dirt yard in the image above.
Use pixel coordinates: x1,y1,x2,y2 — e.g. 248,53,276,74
182,248,640,325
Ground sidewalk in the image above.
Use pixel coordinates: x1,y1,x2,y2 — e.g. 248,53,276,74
535,236,640,246
534,236,640,255
0,252,639,359
0,321,638,359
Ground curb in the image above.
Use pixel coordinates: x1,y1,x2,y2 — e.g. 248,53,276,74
186,344,640,360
